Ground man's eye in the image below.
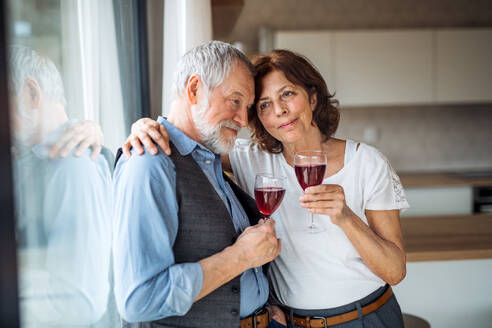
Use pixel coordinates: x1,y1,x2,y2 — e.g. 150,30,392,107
283,91,294,97
231,99,240,105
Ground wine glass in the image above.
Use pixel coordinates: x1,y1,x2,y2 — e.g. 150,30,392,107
294,150,327,234
254,174,286,219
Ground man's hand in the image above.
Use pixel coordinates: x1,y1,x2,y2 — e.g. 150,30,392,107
49,120,104,160
233,219,281,270
122,118,171,159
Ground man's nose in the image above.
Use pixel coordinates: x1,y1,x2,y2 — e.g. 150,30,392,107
234,106,248,127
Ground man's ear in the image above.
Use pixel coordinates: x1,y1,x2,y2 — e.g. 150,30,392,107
21,78,42,110
185,74,202,105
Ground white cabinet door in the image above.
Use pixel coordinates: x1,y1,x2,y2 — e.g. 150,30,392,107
274,31,336,93
401,186,473,217
436,29,492,103
334,30,434,106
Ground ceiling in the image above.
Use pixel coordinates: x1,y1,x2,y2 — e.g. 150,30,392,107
212,0,492,53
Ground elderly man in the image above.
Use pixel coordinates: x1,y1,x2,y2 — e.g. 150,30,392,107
8,45,112,327
112,41,281,328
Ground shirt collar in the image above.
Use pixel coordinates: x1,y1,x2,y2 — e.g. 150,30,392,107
157,116,215,157
31,120,77,159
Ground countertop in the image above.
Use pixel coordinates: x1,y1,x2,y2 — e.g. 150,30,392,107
399,172,492,188
401,214,492,262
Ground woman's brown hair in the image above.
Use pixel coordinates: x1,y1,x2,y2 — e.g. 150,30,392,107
249,49,339,153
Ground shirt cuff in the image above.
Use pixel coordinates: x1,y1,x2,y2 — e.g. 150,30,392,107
166,262,203,316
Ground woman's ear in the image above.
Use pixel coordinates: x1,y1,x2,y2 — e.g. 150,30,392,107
309,91,317,110
22,78,42,110
185,75,201,105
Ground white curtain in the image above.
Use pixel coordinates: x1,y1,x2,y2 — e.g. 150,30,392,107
60,0,125,153
162,0,213,116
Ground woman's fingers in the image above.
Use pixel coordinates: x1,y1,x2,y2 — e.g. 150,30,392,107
90,144,102,161
122,139,132,159
130,136,145,155
59,134,86,157
74,138,94,157
49,128,76,158
304,184,342,194
300,191,344,203
137,131,158,155
158,125,171,155
301,199,338,209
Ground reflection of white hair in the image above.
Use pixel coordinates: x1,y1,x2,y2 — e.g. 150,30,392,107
171,40,254,99
8,45,67,107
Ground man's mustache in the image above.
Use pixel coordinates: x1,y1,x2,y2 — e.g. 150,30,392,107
219,120,240,132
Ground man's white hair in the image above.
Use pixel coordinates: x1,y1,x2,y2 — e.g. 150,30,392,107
8,45,67,107
171,40,254,99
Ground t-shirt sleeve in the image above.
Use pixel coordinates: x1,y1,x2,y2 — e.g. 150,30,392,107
363,146,410,212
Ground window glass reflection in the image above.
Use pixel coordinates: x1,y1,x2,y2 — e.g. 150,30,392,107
7,0,126,326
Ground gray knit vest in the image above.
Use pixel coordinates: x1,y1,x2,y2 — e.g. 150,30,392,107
119,144,262,328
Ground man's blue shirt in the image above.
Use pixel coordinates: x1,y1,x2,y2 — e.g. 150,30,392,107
113,117,269,322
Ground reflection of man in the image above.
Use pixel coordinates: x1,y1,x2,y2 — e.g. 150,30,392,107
8,45,112,327
113,41,280,328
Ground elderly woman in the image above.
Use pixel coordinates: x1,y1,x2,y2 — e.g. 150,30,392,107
125,49,409,328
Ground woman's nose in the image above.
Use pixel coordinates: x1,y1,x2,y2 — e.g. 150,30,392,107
274,101,287,116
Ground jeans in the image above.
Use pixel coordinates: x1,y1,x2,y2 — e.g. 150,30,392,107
268,319,287,328
280,285,404,328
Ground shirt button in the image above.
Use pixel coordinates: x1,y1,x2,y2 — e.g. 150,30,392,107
255,268,259,273
232,286,239,294
205,160,211,164
230,309,239,316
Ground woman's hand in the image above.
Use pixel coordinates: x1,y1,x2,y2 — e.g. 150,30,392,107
301,184,406,285
299,184,356,225
122,118,171,159
49,120,103,160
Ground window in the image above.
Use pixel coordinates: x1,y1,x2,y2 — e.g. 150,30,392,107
6,0,149,326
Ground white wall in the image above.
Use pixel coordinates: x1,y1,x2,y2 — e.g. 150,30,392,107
393,259,492,328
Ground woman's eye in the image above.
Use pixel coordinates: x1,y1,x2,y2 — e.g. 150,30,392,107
258,102,269,111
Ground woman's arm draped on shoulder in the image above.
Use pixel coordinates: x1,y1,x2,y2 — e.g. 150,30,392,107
123,118,235,175
122,118,171,159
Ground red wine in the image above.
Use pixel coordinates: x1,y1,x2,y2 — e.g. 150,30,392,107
294,164,326,190
254,187,286,216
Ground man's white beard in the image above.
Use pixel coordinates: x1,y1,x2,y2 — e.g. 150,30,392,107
11,102,38,155
191,97,240,155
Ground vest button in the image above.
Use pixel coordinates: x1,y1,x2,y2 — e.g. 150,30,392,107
230,309,239,316
232,286,239,294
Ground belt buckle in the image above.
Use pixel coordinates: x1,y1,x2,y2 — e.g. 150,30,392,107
252,307,264,328
311,316,327,328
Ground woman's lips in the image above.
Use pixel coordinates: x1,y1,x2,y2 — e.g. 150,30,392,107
279,118,298,129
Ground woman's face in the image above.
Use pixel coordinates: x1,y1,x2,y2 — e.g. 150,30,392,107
256,70,316,145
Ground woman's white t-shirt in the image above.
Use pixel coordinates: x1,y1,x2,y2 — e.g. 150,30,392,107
229,139,409,309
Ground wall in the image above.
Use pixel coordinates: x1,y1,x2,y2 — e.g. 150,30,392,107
335,104,492,172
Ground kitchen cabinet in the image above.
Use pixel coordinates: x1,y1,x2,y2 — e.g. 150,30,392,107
273,28,492,106
334,30,433,106
436,29,492,103
395,215,492,327
274,31,335,91
401,186,472,217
